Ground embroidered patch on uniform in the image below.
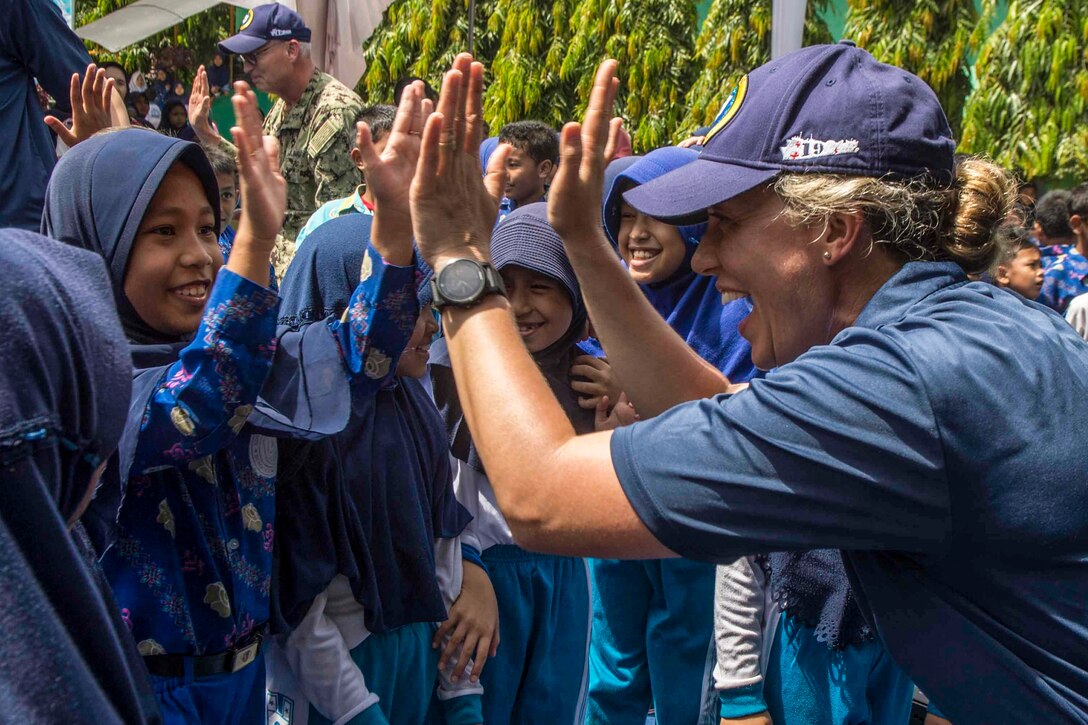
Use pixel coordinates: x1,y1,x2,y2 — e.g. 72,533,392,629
780,135,859,161
307,118,341,157
241,503,263,532
156,499,176,538
249,434,278,479
170,405,196,436
360,250,373,282
189,456,217,485
229,404,254,434
239,10,253,30
704,75,749,144
204,582,232,617
364,349,391,379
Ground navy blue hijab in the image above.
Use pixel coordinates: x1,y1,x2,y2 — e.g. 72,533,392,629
42,129,357,550
603,148,756,382
0,230,159,723
272,214,469,633
431,203,596,473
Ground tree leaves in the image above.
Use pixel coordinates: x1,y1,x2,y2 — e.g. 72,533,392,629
960,0,1088,181
842,0,978,138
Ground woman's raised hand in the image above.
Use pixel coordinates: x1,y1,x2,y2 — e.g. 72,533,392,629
231,81,286,254
410,54,508,269
547,60,621,251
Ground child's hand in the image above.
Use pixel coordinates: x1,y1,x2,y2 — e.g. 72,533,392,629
595,393,639,431
230,81,286,279
44,64,114,147
410,54,510,269
187,66,219,144
570,355,623,410
354,81,432,254
433,560,499,683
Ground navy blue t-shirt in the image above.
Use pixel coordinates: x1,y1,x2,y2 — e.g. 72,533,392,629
611,262,1088,724
0,0,91,229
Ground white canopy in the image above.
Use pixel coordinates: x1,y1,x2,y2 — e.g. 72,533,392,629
74,0,393,89
75,0,277,54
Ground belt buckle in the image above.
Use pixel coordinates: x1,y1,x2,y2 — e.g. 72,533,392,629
230,637,261,673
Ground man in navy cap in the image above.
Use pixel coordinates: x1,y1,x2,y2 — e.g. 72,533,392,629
190,1,362,279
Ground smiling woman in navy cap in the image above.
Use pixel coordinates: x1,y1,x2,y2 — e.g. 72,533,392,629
407,49,1088,725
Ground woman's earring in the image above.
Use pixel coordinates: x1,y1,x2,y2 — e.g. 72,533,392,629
823,251,832,260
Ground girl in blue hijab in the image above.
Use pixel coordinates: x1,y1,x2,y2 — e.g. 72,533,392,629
430,203,596,724
266,213,487,725
0,229,159,723
41,103,420,723
585,147,758,725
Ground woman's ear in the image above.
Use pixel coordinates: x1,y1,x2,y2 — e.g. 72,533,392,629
822,211,867,264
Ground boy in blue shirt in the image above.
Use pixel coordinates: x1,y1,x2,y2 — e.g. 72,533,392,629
496,120,558,218
1038,184,1088,313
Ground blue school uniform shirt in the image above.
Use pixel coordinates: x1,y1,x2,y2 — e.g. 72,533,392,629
610,261,1088,725
1038,248,1088,314
0,0,93,229
102,257,416,657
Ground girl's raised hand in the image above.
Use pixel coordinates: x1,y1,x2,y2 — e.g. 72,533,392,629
44,64,115,147
354,81,433,240
410,54,508,269
231,81,286,255
188,66,219,144
547,60,621,249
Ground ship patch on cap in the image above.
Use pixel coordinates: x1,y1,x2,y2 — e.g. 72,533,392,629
703,75,748,144
779,135,859,161
239,10,253,30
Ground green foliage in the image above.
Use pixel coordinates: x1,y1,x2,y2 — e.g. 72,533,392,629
843,0,978,137
679,0,830,135
562,0,701,151
361,0,500,105
483,0,579,128
960,0,1088,182
77,0,233,85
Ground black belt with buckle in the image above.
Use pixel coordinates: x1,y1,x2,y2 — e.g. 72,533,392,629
143,626,267,679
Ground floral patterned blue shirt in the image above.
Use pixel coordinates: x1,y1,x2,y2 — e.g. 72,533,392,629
1037,248,1088,314
102,249,416,657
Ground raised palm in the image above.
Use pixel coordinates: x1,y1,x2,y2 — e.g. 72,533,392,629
231,81,286,247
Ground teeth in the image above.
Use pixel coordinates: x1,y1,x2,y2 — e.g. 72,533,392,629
721,291,747,304
630,249,659,260
176,284,207,298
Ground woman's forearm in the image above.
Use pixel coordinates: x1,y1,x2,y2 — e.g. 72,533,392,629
563,228,730,416
441,293,671,558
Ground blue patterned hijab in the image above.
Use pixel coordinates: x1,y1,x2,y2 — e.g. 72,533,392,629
0,229,159,723
272,214,469,632
602,148,756,382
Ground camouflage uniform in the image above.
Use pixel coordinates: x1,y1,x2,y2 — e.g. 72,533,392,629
225,68,362,280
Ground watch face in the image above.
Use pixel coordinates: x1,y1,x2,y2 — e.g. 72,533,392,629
438,259,487,304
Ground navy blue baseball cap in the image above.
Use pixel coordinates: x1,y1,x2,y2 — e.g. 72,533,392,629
626,41,956,225
219,3,311,56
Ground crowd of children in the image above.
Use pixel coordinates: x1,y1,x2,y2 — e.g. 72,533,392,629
6,28,1088,725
